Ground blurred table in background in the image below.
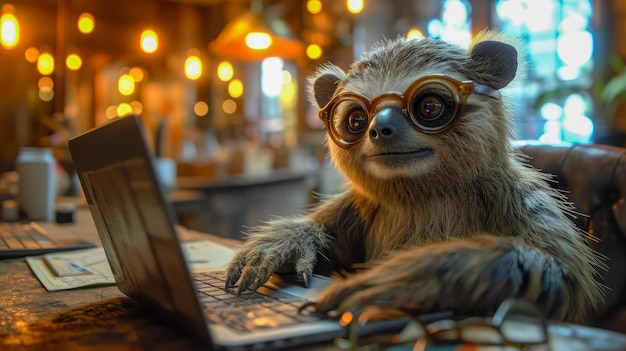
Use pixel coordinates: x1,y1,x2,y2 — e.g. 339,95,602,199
176,170,317,240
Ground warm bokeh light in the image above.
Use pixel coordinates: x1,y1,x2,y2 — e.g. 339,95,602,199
105,105,117,119
66,53,82,70
228,79,244,98
39,89,54,102
222,99,237,114
0,11,20,49
184,55,202,80
38,77,53,92
130,101,143,114
347,0,364,14
117,103,132,117
307,0,322,14
77,13,95,34
193,101,209,117
280,80,296,105
118,74,135,96
140,29,158,53
37,52,54,75
217,61,234,81
129,67,145,82
24,47,39,63
306,44,322,60
406,27,424,40
245,32,272,50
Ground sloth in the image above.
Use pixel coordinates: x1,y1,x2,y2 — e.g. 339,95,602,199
224,31,604,323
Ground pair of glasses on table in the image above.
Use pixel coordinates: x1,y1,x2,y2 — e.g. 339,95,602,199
329,298,550,351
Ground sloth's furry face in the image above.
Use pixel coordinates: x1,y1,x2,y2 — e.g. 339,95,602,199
311,37,518,201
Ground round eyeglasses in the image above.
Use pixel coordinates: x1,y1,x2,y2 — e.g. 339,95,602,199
318,74,501,149
330,298,549,351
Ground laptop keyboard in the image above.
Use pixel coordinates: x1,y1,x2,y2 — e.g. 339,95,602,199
0,222,57,250
0,222,95,259
192,271,320,332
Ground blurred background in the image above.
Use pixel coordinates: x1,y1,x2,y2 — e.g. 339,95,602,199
0,0,624,236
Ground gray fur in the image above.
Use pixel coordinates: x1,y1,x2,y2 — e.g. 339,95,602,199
225,34,604,322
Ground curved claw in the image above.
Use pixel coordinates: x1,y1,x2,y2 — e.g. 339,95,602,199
236,278,249,296
236,275,263,295
224,258,245,290
313,281,358,314
298,301,317,314
225,275,235,290
251,279,263,293
298,272,310,288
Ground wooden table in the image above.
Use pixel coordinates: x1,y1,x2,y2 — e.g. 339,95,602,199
2,210,626,351
0,210,211,351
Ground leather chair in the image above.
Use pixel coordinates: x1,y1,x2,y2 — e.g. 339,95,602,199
517,142,626,333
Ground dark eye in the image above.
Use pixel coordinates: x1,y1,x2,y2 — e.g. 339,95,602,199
330,98,369,145
347,110,368,134
419,96,444,119
409,88,457,132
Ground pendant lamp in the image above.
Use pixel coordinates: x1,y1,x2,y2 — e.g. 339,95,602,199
208,0,305,61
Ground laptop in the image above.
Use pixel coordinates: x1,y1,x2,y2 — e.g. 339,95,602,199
0,221,94,259
67,115,348,350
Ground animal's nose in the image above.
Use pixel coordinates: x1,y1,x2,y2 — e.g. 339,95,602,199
369,107,404,143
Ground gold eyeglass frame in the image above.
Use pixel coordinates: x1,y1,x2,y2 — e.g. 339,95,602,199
318,74,502,149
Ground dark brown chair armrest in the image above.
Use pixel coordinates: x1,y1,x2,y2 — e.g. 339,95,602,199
516,142,626,333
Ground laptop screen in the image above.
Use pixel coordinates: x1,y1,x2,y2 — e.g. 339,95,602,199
68,115,213,346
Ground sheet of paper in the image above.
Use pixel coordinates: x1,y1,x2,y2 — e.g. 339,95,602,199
26,247,115,291
27,239,238,291
182,239,237,271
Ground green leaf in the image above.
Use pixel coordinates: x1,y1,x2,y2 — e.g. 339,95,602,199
609,55,625,73
601,73,626,105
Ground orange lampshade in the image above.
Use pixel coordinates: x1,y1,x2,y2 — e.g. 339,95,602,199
208,9,304,61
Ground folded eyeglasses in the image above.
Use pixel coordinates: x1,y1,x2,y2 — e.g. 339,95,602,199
324,298,550,351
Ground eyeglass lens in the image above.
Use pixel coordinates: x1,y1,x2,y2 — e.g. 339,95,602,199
500,313,546,344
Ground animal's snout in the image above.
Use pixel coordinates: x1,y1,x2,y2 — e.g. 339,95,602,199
369,107,405,143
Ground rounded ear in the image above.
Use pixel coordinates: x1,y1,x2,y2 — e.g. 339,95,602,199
470,40,518,89
308,64,346,109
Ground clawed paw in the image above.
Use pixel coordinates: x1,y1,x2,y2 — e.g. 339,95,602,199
225,255,315,294
223,237,319,294
224,248,277,294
